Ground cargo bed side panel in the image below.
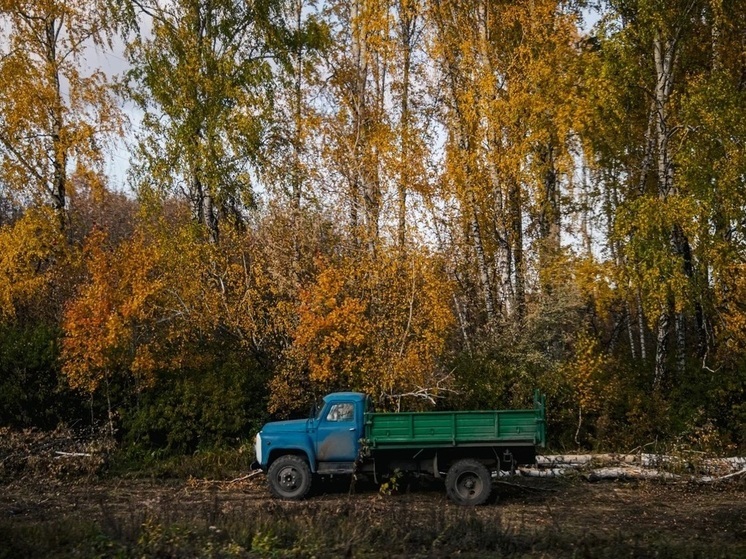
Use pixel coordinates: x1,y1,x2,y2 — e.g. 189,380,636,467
365,409,540,449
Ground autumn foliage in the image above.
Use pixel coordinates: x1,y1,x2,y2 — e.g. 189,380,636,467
270,250,455,413
1,0,745,455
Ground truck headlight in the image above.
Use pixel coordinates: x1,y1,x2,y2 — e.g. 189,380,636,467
255,433,263,466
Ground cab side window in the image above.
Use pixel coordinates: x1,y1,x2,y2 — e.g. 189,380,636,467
326,403,354,422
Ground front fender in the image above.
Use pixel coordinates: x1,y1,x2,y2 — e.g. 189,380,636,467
263,433,317,472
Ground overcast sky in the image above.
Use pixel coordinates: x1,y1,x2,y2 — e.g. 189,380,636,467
87,24,149,194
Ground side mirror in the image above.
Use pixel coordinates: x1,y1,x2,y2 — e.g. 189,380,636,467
309,403,318,420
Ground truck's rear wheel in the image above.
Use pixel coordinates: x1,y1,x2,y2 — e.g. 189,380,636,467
267,455,312,500
445,459,492,506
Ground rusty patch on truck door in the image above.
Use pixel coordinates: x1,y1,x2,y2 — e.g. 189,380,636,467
317,431,356,461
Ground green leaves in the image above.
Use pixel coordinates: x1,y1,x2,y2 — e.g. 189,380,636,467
615,194,698,316
121,0,285,241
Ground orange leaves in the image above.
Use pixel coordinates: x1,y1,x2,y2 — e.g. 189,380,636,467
61,228,165,392
271,249,455,412
293,265,371,384
60,211,289,396
60,209,231,394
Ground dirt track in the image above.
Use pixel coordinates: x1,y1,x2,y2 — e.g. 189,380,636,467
2,475,745,557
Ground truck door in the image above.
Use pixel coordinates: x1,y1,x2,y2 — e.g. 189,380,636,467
316,401,358,462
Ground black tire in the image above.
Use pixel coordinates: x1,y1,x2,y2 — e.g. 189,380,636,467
267,455,313,500
445,459,492,506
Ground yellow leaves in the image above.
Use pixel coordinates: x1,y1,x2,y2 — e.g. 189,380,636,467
352,0,393,55
0,0,121,209
572,257,619,318
0,207,71,321
432,0,581,269
561,334,612,414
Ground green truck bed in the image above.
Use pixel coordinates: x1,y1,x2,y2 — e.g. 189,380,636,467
364,390,546,449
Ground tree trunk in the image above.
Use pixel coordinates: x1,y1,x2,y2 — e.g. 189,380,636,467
653,33,676,198
652,33,677,385
538,143,561,252
638,291,647,361
453,293,472,356
509,180,526,321
675,311,686,378
710,0,723,72
47,18,67,222
467,187,496,327
638,99,656,195
349,0,380,253
494,229,513,318
654,307,670,388
396,0,416,249
202,188,219,244
291,0,304,270
627,301,637,360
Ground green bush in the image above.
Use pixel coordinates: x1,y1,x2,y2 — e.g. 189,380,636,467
121,351,269,456
0,323,85,429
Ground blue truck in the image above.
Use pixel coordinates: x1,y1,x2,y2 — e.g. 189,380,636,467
252,391,546,505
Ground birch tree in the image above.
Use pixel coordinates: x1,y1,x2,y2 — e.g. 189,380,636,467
0,0,121,223
119,0,284,243
428,0,580,329
590,0,712,387
322,0,394,252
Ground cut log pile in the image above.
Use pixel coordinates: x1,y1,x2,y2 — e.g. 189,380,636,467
517,454,746,482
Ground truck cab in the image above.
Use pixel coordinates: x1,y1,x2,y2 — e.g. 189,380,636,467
253,392,366,498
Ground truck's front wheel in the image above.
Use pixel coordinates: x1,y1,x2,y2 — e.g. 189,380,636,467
267,455,312,500
445,459,492,506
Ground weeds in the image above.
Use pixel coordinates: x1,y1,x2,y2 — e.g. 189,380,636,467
106,443,256,480
2,491,744,559
378,469,402,496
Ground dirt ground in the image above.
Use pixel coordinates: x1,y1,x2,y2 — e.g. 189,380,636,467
2,474,745,557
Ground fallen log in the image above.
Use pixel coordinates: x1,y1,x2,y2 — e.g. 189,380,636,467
536,454,639,467
522,453,746,483
519,466,680,480
518,467,570,478
584,467,680,481
697,467,746,483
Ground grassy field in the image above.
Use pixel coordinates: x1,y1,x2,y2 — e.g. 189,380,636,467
1,473,745,558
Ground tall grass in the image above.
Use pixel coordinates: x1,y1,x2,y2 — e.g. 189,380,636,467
2,494,744,559
105,444,256,480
